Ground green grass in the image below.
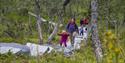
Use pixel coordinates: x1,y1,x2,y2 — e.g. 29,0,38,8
0,37,125,63
0,24,125,63
0,40,97,63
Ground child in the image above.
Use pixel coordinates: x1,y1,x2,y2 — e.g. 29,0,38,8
80,17,89,26
64,38,74,57
58,30,70,47
82,27,88,40
73,31,82,50
66,38,72,49
79,26,84,36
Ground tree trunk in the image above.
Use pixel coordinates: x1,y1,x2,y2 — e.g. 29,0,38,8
47,23,59,43
47,10,63,44
35,0,43,44
91,0,103,62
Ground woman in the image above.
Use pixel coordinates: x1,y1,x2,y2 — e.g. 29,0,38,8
66,18,78,45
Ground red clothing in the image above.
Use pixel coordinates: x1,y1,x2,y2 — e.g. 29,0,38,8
58,32,69,47
83,19,89,25
80,18,89,25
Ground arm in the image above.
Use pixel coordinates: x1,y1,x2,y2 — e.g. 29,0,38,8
66,23,69,31
75,24,78,30
75,24,79,33
67,33,70,36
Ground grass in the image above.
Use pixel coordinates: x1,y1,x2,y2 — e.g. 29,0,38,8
0,39,97,63
1,37,125,63
0,28,125,63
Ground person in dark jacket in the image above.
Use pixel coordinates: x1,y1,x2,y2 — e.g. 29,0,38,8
66,18,78,45
66,18,78,33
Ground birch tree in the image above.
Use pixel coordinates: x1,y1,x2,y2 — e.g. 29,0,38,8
91,0,103,62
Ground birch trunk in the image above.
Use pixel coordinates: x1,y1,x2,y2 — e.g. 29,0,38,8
91,0,103,62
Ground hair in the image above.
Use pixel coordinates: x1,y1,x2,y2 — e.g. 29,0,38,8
71,17,76,21
68,17,75,23
62,30,66,33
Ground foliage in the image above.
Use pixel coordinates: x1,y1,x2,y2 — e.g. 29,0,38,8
0,0,125,63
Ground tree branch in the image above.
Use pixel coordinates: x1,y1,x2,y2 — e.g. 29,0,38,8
28,12,56,26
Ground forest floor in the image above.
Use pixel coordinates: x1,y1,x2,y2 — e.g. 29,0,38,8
0,29,125,63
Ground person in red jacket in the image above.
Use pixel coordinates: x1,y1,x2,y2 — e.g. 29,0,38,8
58,30,70,47
79,17,89,36
80,17,89,26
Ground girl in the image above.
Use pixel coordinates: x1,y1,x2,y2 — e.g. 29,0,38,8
58,30,70,47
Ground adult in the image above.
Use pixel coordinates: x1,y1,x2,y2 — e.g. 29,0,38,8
66,17,78,44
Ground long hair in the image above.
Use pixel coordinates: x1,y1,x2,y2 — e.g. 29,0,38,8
68,18,75,24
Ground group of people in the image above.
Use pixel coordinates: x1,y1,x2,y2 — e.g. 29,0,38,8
58,17,89,48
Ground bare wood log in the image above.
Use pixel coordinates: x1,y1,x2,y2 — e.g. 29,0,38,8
91,0,103,62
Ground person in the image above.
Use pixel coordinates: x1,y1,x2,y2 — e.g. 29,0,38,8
58,30,70,47
79,26,84,36
73,31,81,50
66,17,78,45
80,17,89,26
79,17,89,36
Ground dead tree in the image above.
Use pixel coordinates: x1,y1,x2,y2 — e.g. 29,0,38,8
47,0,69,44
91,0,103,62
35,0,43,44
47,10,63,44
47,23,59,44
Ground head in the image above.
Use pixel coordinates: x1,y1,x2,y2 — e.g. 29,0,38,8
80,18,84,21
71,17,75,23
87,16,90,19
83,17,86,19
62,30,66,33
